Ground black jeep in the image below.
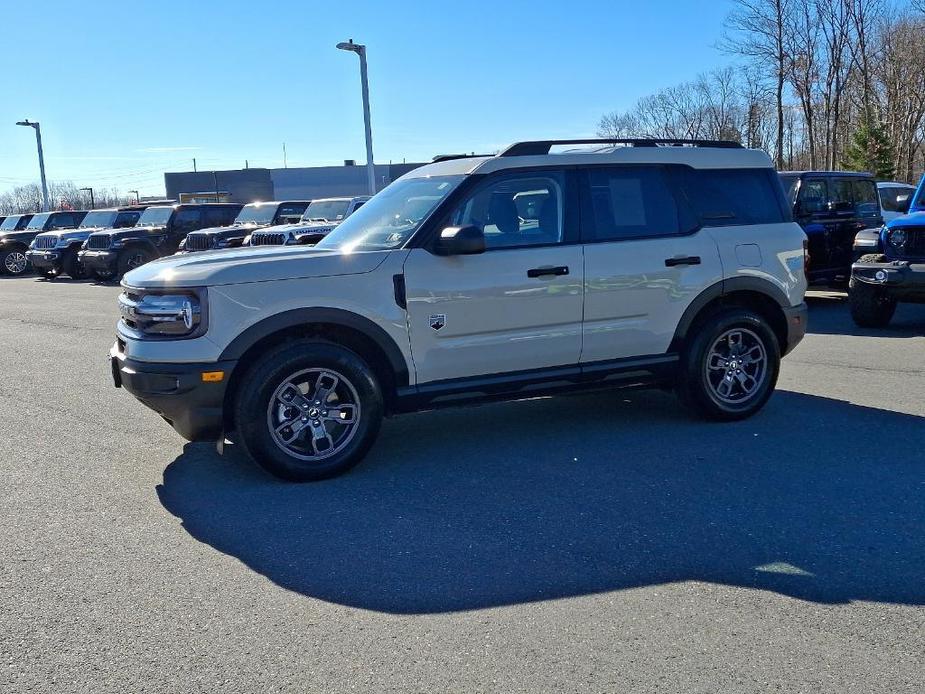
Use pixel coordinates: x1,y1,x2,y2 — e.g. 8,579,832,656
778,171,882,286
78,203,242,280
26,207,146,279
179,200,310,253
0,210,87,276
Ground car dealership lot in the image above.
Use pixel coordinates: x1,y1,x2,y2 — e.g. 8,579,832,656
1,277,924,693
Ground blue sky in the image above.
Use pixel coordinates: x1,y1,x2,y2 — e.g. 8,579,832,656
0,0,735,196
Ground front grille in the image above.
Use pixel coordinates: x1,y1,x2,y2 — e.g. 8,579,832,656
251,232,287,246
88,235,110,250
903,228,925,258
34,235,56,249
184,233,213,251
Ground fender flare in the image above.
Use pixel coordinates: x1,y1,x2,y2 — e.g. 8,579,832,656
218,307,410,387
670,277,790,351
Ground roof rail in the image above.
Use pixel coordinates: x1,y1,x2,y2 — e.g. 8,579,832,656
431,153,493,163
499,138,744,157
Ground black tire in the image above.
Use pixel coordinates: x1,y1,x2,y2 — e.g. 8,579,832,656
91,269,116,282
848,254,896,328
232,340,384,482
39,270,56,280
61,250,85,280
0,248,31,276
676,308,781,421
116,248,154,279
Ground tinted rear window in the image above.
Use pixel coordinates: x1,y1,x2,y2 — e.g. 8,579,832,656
680,168,786,227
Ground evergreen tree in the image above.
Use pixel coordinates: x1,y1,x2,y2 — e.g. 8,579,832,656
843,116,896,179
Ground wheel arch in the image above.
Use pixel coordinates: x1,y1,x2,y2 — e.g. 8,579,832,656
670,278,792,355
220,308,410,427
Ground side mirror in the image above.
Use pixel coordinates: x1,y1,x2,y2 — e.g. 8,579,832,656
433,225,485,256
896,195,911,214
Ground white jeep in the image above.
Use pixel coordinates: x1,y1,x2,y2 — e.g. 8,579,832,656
111,139,808,481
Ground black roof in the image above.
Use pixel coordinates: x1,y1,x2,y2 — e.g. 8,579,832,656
779,170,874,178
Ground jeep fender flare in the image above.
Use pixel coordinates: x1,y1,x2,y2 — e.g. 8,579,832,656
218,307,410,387
670,277,791,352
119,237,160,256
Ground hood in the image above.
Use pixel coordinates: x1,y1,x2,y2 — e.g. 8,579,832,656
36,227,101,242
886,211,925,229
189,223,257,238
0,230,40,244
122,245,392,288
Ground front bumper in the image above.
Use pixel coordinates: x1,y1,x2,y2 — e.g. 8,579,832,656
782,302,808,355
110,341,237,441
78,249,118,273
25,249,64,272
851,260,925,300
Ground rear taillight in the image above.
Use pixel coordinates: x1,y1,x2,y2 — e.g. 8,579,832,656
803,239,810,279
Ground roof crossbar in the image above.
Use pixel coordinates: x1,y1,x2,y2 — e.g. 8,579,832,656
431,153,494,163
499,138,744,157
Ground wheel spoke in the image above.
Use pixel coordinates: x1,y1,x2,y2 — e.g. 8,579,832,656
323,404,357,424
311,372,339,405
275,417,308,444
707,353,727,371
276,383,310,410
308,420,335,455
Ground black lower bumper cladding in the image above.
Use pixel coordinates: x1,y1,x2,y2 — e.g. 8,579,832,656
852,260,925,299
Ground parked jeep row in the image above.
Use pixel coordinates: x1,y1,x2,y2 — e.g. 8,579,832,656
246,196,369,247
179,201,311,253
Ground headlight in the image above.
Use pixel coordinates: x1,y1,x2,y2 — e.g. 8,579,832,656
178,238,187,250
118,288,207,339
888,228,908,248
242,234,252,246
111,239,124,249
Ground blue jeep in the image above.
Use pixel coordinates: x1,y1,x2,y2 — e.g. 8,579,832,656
849,175,925,326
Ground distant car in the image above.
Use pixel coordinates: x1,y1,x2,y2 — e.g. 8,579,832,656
246,196,369,247
778,171,882,286
0,210,87,276
27,207,145,279
178,200,311,253
78,203,242,280
0,213,36,274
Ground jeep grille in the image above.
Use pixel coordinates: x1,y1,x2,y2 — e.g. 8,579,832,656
88,235,110,250
900,228,925,258
251,232,287,246
34,236,56,249
184,233,213,251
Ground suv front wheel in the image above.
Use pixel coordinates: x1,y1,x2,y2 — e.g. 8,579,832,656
233,340,384,481
677,308,781,420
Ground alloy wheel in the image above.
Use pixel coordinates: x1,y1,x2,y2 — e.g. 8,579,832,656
4,251,28,275
266,368,361,461
703,328,768,405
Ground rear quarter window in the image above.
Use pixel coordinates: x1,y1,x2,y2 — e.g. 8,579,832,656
679,168,787,227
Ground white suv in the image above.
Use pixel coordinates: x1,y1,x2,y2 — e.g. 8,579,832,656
111,139,808,481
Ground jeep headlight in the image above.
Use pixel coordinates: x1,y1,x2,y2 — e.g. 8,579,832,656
111,239,125,249
118,288,207,339
888,228,908,248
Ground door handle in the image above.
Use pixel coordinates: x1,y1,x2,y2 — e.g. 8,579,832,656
664,256,701,267
527,265,569,278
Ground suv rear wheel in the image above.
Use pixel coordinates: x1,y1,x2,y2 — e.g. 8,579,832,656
1,248,30,275
233,340,384,481
677,308,781,420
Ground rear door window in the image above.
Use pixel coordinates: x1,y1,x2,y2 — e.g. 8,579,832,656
583,166,682,241
797,178,828,215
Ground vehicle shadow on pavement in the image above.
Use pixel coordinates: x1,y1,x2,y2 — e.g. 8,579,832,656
157,389,925,614
807,294,925,337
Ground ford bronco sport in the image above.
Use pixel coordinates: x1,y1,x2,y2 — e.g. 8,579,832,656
247,196,369,247
27,206,146,279
79,202,242,280
111,139,808,482
179,200,311,253
849,176,925,327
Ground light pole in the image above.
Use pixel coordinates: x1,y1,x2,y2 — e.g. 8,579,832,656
16,119,49,211
80,187,95,209
336,39,376,196
128,190,140,204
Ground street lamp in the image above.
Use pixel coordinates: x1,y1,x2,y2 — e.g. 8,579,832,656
16,119,49,211
128,190,140,204
80,187,95,209
336,39,376,196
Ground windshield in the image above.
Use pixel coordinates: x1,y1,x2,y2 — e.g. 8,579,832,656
302,200,351,223
26,213,52,230
234,203,278,225
0,215,22,231
137,206,174,226
79,211,118,229
778,174,799,206
315,176,463,252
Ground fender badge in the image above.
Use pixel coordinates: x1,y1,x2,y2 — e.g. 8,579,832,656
429,314,446,331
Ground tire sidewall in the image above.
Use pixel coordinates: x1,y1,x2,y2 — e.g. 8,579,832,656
234,341,384,481
1,249,30,276
681,310,781,420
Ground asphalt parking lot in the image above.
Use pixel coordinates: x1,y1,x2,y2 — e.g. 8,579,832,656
1,276,924,693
